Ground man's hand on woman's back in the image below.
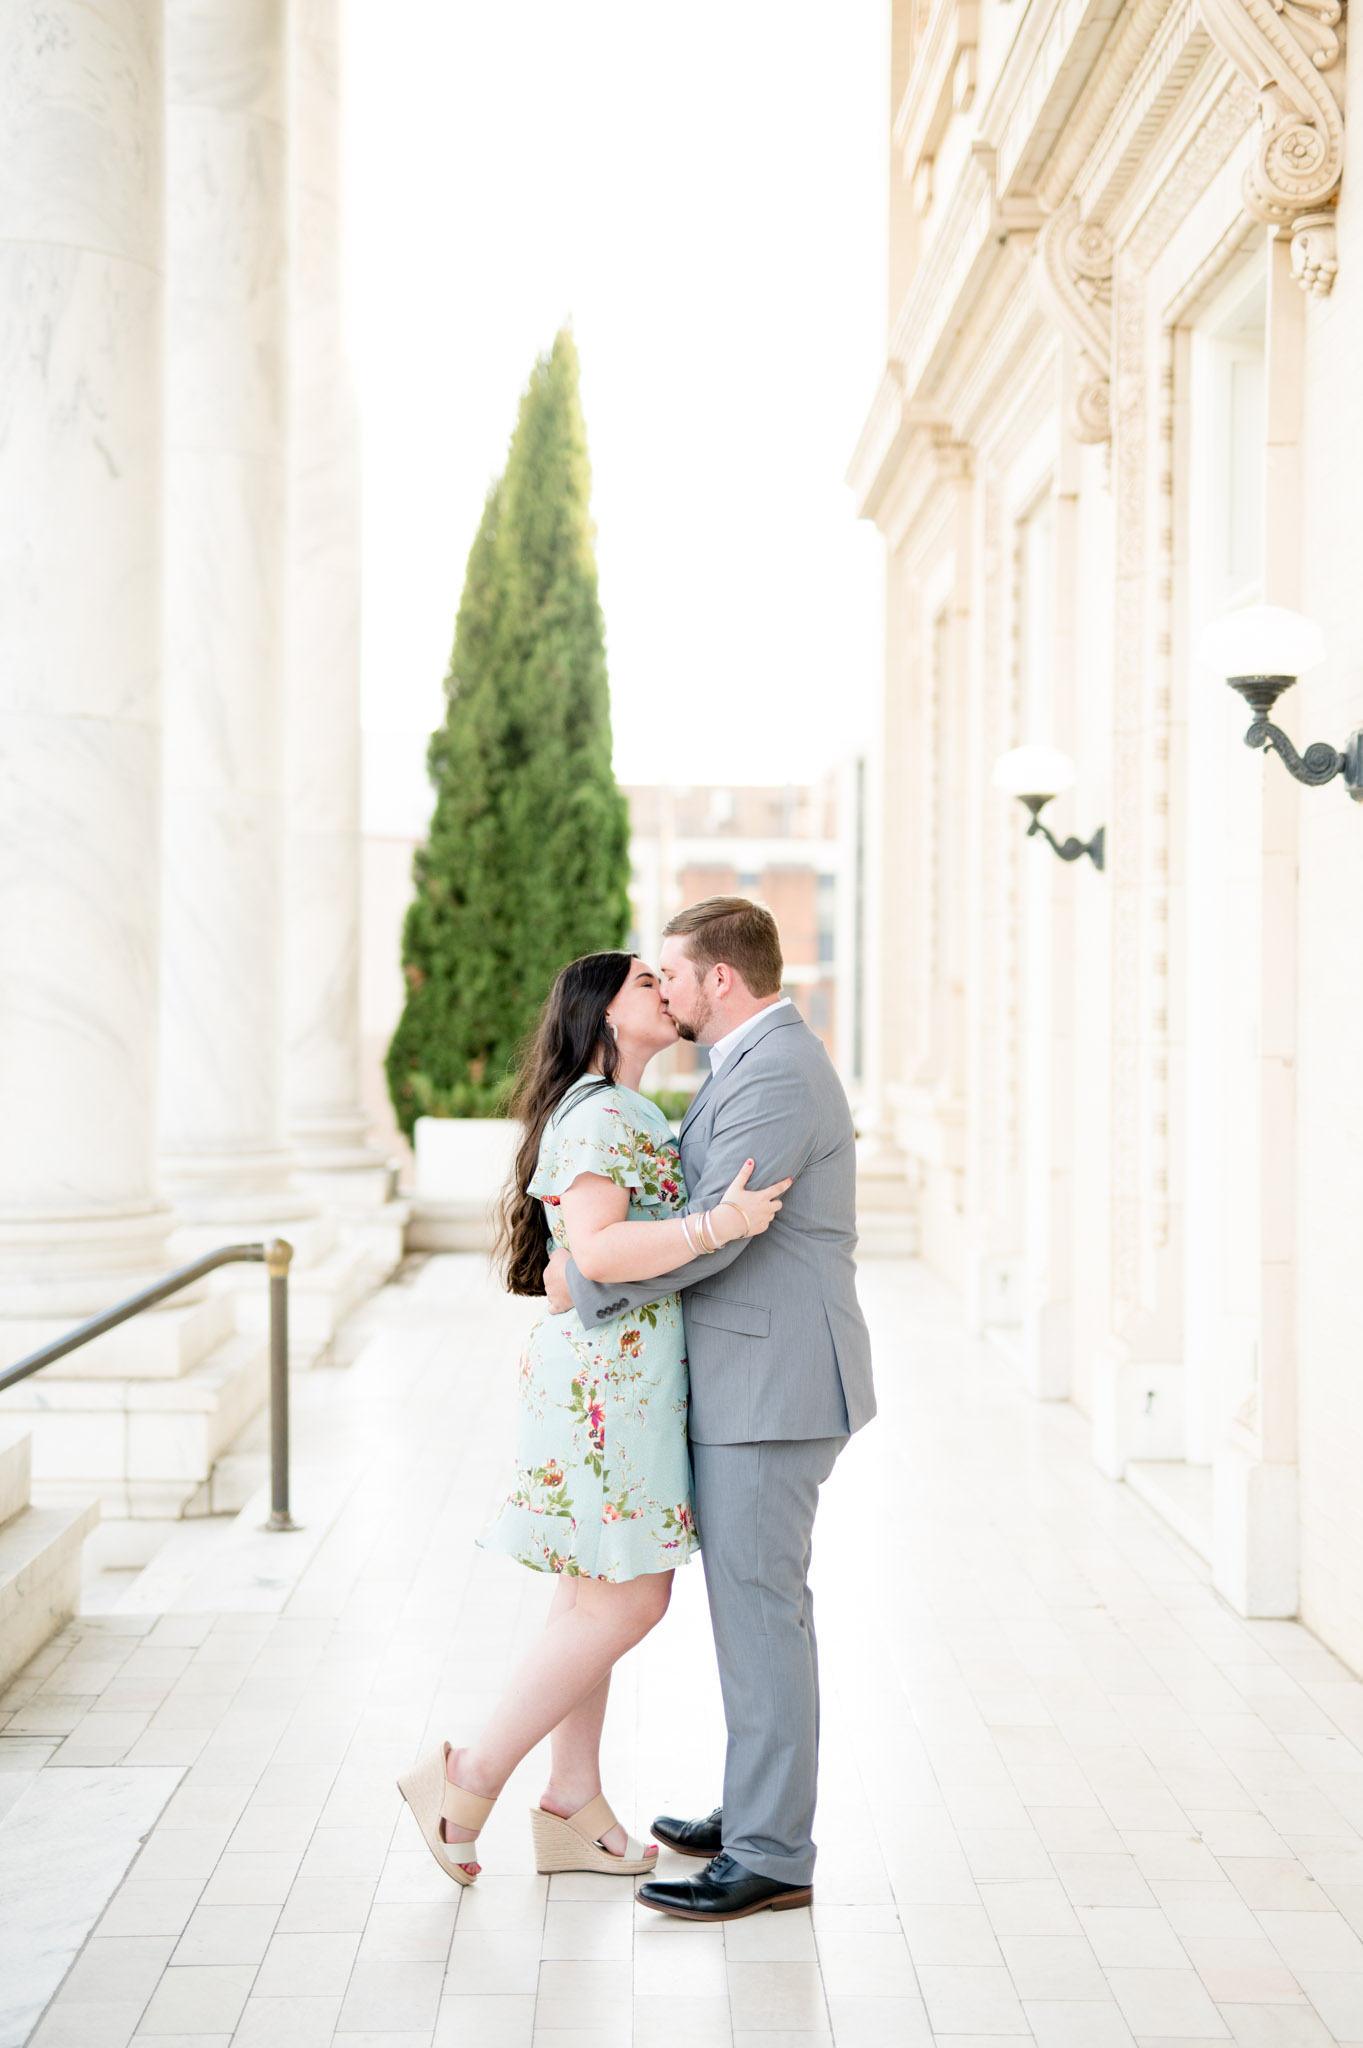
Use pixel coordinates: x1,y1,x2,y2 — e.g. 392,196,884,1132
543,1247,572,1313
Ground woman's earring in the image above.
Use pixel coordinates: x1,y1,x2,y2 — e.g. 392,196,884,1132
606,1017,619,1042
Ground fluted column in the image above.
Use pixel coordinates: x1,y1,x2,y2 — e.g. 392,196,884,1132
285,0,388,1198
0,2,173,1316
159,0,311,1222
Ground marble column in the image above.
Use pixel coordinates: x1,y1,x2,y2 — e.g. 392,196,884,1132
159,0,312,1223
0,2,173,1316
284,0,388,1200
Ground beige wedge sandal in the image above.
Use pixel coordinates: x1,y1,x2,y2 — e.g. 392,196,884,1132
396,1742,494,1886
530,1793,659,1877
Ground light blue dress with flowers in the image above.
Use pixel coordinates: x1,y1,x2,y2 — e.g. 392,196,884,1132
479,1077,699,1582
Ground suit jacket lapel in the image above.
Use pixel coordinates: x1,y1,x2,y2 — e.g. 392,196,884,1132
678,1008,803,1147
679,1071,713,1145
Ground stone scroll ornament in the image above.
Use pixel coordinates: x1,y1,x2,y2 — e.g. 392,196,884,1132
1196,0,1346,295
1036,204,1115,442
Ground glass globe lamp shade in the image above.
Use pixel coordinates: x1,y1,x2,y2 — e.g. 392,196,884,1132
991,745,1076,802
1197,604,1326,681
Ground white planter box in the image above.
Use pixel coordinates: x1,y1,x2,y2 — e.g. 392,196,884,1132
409,1118,522,1252
414,1117,521,1202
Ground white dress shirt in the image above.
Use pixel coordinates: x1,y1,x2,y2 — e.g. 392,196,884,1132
705,997,793,1079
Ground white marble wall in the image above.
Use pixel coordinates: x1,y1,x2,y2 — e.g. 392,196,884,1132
0,1,174,1310
159,0,308,1218
285,0,385,1191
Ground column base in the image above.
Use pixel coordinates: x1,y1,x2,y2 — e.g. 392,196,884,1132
0,1204,177,1317
159,1146,319,1227
1213,1443,1299,1617
288,1109,397,1208
1091,1341,1184,1478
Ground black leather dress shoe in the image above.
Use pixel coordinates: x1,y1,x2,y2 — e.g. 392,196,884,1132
650,1806,723,1859
636,1851,812,1921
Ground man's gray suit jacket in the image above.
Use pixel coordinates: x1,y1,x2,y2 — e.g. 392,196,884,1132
567,1005,875,1445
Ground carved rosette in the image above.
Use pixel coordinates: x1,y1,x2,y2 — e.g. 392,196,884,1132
1036,203,1114,443
1196,0,1346,292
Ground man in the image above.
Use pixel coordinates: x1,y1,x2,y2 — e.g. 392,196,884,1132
545,896,875,1921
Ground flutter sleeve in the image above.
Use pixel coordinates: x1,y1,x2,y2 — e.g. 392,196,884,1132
528,1086,652,1204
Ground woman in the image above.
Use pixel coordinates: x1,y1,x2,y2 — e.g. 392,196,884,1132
397,950,790,1884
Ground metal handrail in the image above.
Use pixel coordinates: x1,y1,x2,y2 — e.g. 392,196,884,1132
0,1238,298,1532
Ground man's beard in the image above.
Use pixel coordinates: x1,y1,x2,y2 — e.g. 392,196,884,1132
668,990,711,1045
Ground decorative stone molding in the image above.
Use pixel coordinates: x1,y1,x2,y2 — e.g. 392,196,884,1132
1196,0,1346,291
1036,202,1114,442
1290,208,1339,294
1126,75,1258,269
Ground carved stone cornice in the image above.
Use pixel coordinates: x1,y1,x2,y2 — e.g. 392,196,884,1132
1196,0,1346,290
845,364,950,522
1035,201,1114,442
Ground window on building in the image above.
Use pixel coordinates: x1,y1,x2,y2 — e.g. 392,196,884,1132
817,873,836,965
809,986,831,1032
737,871,759,891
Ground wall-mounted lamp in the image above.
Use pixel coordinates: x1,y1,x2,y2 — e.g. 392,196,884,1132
992,745,1105,870
1198,603,1363,800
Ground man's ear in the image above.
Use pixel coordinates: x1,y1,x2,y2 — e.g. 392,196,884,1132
712,962,733,999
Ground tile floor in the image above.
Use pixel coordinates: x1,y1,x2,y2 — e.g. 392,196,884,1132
5,1255,1363,2043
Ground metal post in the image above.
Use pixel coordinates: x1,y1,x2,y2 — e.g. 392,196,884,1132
264,1238,299,1531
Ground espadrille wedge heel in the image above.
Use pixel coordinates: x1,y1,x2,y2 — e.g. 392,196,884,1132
396,1742,494,1886
530,1793,658,1876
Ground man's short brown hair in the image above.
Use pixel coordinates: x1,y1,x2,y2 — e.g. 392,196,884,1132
663,896,784,997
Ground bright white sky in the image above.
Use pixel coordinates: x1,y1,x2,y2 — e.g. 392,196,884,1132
345,1,888,837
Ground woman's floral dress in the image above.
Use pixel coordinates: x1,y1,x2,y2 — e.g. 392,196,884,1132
479,1077,699,1582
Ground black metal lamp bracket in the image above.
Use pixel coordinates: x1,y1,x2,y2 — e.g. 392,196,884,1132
1231,675,1363,801
1020,797,1106,870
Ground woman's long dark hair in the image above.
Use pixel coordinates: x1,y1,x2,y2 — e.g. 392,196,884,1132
495,951,635,1297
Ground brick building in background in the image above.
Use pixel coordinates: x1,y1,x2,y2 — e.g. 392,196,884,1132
624,774,864,1100
358,768,868,1181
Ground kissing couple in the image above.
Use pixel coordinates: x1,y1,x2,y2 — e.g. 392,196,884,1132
398,896,875,1921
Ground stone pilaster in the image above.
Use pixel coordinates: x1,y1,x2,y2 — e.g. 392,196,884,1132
0,0,174,1316
284,0,390,1203
159,0,312,1225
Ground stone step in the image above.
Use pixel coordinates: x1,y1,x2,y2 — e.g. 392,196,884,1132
0,1496,99,1690
169,1210,340,1275
181,1401,270,1518
194,1448,269,1517
0,1291,233,1381
231,1239,381,1351
1,1332,268,1521
338,1200,410,1281
0,1428,30,1527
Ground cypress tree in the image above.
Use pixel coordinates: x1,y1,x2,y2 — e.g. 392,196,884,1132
386,330,631,1135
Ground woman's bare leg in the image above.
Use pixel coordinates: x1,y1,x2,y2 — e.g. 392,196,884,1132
443,1569,672,1867
507,1582,631,1853
542,1661,646,1858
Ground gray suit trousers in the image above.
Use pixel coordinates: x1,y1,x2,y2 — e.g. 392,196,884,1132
690,1434,846,1886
